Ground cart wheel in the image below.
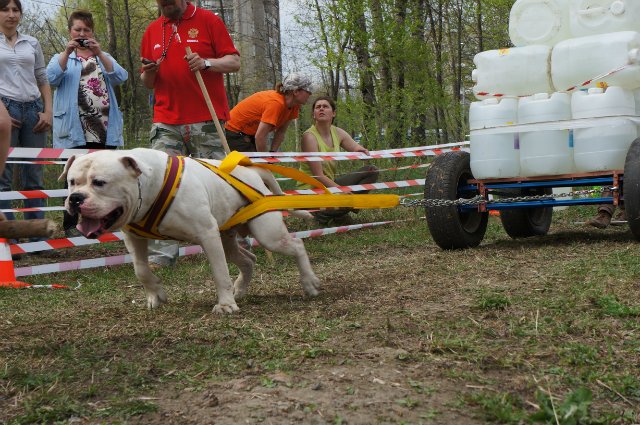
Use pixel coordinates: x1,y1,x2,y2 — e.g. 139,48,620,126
623,137,640,241
499,188,553,238
424,151,487,249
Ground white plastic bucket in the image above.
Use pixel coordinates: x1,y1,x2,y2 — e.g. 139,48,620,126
472,46,554,100
518,92,574,176
470,98,520,179
509,0,572,46
551,31,640,92
571,86,637,171
570,0,640,38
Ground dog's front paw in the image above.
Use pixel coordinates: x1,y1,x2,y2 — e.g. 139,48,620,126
146,287,168,309
212,303,240,314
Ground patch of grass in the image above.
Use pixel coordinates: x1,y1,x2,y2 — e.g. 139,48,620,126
476,291,511,311
529,387,604,425
1,206,639,423
468,391,525,423
591,294,640,317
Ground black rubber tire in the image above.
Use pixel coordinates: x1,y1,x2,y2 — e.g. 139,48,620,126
424,151,488,249
498,187,553,238
623,137,640,241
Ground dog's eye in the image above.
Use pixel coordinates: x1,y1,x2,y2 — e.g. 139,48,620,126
92,179,106,187
69,178,75,186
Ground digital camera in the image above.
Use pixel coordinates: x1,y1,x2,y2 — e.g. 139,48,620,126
76,39,90,47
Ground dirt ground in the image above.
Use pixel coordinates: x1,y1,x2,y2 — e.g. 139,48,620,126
3,216,640,424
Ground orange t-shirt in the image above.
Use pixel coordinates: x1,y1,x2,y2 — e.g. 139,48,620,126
225,90,300,135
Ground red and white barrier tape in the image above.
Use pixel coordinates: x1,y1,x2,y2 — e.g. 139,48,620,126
14,220,394,277
10,232,125,256
475,64,630,98
1,178,426,203
284,179,425,195
275,162,430,182
7,142,468,161
0,189,67,202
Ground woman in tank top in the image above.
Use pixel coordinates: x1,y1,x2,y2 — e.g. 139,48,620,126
300,96,378,225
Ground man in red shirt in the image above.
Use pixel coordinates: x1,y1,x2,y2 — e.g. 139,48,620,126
224,73,312,152
140,0,239,266
140,0,239,158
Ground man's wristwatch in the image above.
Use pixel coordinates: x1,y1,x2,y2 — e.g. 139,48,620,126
203,59,211,71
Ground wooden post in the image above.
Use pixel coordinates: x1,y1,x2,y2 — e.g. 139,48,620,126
185,46,231,154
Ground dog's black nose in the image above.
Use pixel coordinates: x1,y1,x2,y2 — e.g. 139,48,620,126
68,192,85,214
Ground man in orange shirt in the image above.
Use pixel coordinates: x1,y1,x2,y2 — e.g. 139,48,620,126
225,73,312,152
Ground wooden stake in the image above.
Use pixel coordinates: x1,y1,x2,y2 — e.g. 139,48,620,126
0,219,56,239
185,46,231,154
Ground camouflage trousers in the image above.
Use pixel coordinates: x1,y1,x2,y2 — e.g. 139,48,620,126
148,121,227,266
149,121,226,160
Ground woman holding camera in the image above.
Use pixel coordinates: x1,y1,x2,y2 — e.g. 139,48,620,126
47,9,128,235
0,0,52,228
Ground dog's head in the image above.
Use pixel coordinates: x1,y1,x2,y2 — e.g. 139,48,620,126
60,151,143,238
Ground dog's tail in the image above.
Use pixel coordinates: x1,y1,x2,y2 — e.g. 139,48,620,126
255,168,314,221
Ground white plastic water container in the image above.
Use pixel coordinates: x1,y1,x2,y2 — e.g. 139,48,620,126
509,0,572,47
571,86,637,171
570,0,640,38
470,97,520,179
518,92,574,176
472,46,554,100
551,31,640,92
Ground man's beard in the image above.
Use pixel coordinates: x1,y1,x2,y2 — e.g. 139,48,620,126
162,3,183,20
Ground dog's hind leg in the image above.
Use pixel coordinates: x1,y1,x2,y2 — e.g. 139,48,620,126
221,231,256,300
123,233,167,309
248,213,321,297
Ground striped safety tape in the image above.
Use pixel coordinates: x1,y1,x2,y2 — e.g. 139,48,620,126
14,220,394,277
1,178,426,204
475,64,630,98
8,142,469,161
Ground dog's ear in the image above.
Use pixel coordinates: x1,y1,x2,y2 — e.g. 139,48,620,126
121,156,143,178
58,155,77,181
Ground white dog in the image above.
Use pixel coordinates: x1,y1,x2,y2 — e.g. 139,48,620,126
61,148,321,314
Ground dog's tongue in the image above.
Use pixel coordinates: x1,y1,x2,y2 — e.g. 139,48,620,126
77,217,102,238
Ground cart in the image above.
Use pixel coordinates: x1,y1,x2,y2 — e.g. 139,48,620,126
423,138,640,250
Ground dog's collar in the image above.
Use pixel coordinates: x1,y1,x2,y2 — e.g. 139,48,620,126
131,178,143,222
125,156,185,240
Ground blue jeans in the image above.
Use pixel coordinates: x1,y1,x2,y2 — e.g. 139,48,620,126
0,97,46,223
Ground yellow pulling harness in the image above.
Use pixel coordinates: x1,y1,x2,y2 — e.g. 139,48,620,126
125,151,400,239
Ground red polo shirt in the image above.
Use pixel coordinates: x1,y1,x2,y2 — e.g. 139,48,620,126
140,3,239,124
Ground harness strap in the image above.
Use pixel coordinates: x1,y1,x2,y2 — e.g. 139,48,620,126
220,151,331,194
219,193,399,231
194,152,399,231
125,156,185,240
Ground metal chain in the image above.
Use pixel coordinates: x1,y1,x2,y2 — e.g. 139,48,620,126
401,186,617,208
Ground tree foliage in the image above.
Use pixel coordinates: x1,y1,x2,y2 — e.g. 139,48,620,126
291,0,515,149
19,0,516,150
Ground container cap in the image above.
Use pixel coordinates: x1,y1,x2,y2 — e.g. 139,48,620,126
587,87,604,94
611,1,625,16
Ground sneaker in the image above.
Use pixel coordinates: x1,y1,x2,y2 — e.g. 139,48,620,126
332,214,354,226
64,227,83,238
613,209,626,222
313,212,332,226
586,211,612,229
